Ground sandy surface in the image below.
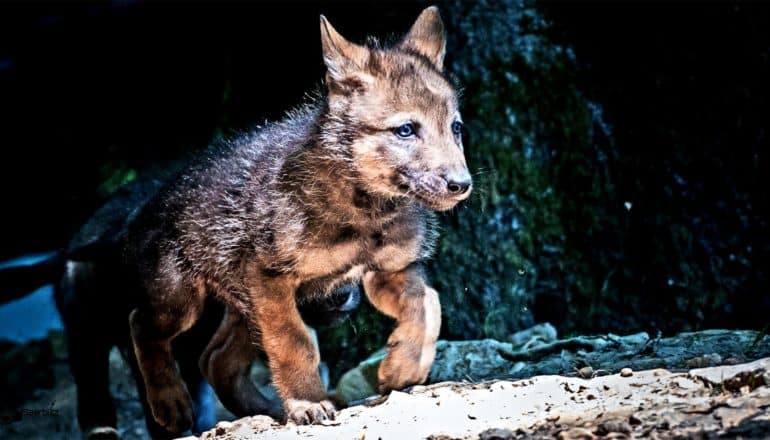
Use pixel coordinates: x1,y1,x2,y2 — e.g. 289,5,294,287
2,333,767,439
195,358,770,440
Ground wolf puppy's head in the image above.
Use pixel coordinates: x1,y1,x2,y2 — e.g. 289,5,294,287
320,7,472,211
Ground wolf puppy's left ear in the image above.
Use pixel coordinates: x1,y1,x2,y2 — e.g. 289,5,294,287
320,15,372,93
399,6,446,71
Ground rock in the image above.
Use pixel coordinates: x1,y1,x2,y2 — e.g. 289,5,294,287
595,419,631,435
0,337,54,413
689,357,770,386
330,328,770,405
714,406,759,429
685,352,723,368
429,339,520,383
577,366,594,378
479,427,515,440
557,427,597,439
508,323,558,349
333,349,385,403
425,329,769,384
203,356,770,439
215,420,233,430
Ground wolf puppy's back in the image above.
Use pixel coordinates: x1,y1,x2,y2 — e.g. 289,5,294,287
129,105,326,299
127,6,472,432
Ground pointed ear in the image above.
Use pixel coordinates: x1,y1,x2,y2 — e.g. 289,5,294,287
320,15,370,86
399,6,446,71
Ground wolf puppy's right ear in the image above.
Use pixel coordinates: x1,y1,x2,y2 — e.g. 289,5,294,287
400,6,446,71
320,15,372,94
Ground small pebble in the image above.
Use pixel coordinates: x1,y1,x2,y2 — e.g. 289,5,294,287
578,366,594,378
557,427,596,440
479,427,515,440
596,418,632,435
620,368,633,377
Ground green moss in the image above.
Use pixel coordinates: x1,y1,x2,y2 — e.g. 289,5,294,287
426,0,620,338
320,0,618,375
97,162,137,197
323,0,759,375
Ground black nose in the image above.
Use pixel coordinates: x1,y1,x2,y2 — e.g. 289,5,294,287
446,177,472,195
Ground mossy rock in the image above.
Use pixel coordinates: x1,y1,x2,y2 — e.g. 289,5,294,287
320,0,616,379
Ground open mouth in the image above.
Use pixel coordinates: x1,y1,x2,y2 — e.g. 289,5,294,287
414,193,462,211
397,181,465,211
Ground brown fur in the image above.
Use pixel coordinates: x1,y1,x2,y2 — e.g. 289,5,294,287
125,6,471,430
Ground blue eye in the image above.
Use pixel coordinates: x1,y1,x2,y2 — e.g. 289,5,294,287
451,121,463,136
394,123,416,138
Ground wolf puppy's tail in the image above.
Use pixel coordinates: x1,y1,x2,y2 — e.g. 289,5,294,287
0,251,63,305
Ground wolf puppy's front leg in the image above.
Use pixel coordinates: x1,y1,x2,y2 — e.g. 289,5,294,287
247,272,336,424
363,265,441,393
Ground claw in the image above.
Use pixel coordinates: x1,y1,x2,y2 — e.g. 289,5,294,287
285,398,337,425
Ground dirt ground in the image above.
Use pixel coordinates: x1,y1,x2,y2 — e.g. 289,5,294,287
1,347,154,440
194,358,770,440
0,345,238,440
2,335,768,440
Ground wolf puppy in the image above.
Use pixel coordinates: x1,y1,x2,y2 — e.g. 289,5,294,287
47,178,360,439
127,6,471,430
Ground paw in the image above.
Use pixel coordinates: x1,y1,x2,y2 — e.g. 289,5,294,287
377,343,428,393
326,391,349,410
147,384,194,434
377,329,437,393
85,426,121,440
378,288,440,393
284,398,336,425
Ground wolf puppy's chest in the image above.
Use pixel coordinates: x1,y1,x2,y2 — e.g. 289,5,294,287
293,216,424,281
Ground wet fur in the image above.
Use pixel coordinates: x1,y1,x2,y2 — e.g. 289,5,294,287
52,179,361,439
126,6,471,432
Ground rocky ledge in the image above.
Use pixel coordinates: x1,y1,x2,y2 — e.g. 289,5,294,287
195,329,770,439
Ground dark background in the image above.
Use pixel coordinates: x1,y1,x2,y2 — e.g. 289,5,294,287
541,1,769,332
0,0,768,355
0,1,429,259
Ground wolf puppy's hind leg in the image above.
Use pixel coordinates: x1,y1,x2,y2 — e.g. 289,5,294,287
68,331,118,440
56,261,120,440
121,346,187,440
199,306,283,419
129,277,206,434
363,265,441,393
